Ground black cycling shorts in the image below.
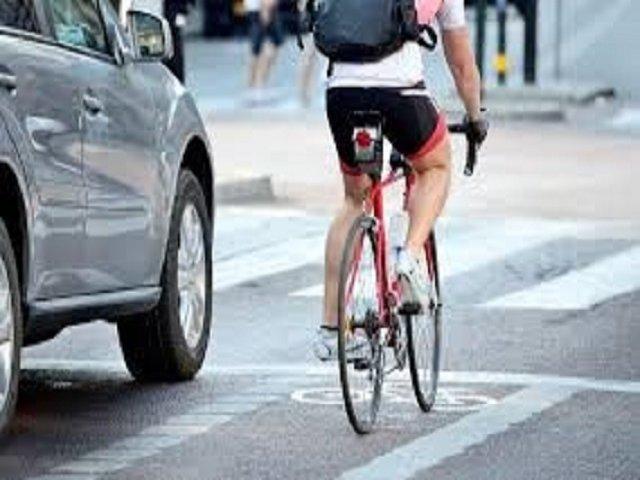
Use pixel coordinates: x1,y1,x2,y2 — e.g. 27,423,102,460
248,11,284,56
326,86,446,175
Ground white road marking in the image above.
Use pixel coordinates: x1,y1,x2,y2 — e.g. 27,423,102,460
483,245,640,310
338,384,581,480
22,359,640,480
215,235,324,291
52,460,130,474
165,414,234,426
291,218,581,297
22,358,640,394
28,476,98,480
139,424,212,436
291,384,499,412
25,383,286,480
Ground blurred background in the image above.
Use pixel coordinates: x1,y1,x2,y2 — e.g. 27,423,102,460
154,0,640,215
174,0,640,114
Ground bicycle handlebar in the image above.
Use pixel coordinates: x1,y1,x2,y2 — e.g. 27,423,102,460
448,123,478,177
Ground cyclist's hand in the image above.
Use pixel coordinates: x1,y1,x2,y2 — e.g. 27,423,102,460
464,114,489,147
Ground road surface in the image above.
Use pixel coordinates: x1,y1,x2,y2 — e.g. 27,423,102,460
2,205,638,480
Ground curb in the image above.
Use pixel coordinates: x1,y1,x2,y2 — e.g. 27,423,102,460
216,175,275,204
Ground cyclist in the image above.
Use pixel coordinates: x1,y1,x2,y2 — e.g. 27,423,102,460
314,0,488,360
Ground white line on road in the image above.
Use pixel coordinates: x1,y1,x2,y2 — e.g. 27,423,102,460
22,359,640,394
25,385,286,480
483,245,640,310
215,234,324,291
290,218,582,297
338,384,581,480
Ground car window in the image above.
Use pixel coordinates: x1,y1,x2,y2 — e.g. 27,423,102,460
43,0,109,54
0,0,40,33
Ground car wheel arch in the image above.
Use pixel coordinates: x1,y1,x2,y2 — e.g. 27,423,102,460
0,162,31,310
179,135,214,222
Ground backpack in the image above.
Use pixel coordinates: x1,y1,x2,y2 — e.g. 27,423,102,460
308,0,438,63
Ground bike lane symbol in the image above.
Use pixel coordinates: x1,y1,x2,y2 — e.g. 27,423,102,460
291,383,499,412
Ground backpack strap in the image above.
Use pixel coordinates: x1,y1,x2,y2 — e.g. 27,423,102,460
416,24,438,51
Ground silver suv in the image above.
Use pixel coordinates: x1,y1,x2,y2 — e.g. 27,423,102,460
0,0,215,434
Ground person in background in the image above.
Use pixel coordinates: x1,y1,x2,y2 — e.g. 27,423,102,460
164,0,194,83
297,0,317,107
246,0,283,101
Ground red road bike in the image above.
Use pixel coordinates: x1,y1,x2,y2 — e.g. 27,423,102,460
337,112,479,434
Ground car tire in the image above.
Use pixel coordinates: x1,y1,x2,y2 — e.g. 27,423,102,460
117,170,212,382
0,219,22,436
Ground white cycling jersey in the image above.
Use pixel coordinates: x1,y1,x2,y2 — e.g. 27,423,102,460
327,0,466,89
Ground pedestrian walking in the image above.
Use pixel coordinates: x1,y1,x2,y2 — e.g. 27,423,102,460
246,0,284,102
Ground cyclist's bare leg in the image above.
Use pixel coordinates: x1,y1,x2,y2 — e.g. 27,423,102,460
406,135,452,256
322,173,371,328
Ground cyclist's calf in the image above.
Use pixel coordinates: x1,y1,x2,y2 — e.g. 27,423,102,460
405,135,452,255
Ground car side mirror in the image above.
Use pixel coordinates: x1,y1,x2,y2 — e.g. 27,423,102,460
127,10,174,62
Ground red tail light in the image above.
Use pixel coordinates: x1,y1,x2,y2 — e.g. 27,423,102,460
355,129,373,149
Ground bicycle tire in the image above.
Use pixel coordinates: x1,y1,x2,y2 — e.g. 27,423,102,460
406,231,442,412
337,215,384,434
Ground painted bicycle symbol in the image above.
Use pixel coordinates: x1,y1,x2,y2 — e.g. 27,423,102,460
291,383,498,412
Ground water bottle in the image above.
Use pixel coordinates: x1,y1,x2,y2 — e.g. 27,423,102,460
388,211,408,270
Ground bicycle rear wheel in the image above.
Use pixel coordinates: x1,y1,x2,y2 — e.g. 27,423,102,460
406,231,442,412
337,215,384,434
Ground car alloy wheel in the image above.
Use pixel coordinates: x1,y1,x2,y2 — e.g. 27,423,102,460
177,203,206,351
0,255,14,412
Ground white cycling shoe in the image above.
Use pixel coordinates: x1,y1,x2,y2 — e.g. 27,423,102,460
395,248,431,308
313,327,369,362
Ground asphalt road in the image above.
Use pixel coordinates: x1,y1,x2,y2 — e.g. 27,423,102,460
2,205,639,480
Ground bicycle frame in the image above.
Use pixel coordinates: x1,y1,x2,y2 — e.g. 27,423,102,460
345,166,418,330
346,121,471,333
346,165,442,337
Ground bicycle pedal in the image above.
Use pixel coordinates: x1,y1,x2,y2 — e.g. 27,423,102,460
399,302,423,315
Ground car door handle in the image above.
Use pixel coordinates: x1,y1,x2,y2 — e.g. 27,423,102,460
0,72,17,93
82,93,104,115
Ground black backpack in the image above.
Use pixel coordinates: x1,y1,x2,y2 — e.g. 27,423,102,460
305,0,437,63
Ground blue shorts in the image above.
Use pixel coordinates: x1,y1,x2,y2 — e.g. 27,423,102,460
248,11,284,56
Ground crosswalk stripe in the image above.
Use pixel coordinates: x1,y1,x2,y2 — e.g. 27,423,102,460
291,218,580,297
482,245,640,310
215,235,325,291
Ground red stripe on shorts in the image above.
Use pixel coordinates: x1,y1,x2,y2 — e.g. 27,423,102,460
340,160,362,176
408,113,447,162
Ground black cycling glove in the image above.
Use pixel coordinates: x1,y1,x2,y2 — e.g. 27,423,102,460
464,114,489,146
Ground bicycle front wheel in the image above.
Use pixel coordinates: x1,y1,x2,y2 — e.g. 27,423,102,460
406,232,442,412
337,215,384,434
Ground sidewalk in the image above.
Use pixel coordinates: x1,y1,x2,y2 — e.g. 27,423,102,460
208,115,640,225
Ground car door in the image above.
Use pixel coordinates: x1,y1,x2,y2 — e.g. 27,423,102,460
0,3,91,301
41,0,160,294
